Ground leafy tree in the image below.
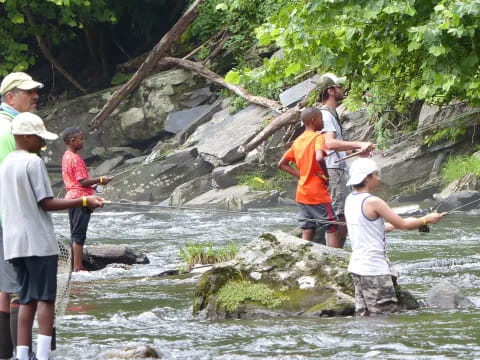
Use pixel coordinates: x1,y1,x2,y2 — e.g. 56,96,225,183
224,0,480,143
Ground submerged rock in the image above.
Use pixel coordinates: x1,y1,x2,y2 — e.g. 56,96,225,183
193,231,419,320
83,245,150,271
426,279,475,309
102,345,160,359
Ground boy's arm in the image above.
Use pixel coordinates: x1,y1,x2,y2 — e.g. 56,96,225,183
278,155,299,178
40,196,104,211
78,175,113,188
315,150,329,183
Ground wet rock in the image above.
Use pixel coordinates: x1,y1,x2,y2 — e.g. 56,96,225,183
435,191,480,212
193,231,420,320
177,86,215,108
164,104,214,134
426,280,475,308
102,345,160,359
435,174,480,200
83,245,150,271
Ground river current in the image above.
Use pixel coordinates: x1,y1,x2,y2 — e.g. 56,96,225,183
50,207,480,359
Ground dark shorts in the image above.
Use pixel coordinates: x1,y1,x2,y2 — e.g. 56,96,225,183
298,202,338,233
351,274,399,315
69,207,92,246
11,255,58,304
328,168,349,216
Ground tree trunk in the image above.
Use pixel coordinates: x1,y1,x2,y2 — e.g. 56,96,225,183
22,7,87,94
158,57,282,111
88,0,207,133
238,106,301,155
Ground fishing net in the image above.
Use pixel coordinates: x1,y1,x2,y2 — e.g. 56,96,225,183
55,235,72,322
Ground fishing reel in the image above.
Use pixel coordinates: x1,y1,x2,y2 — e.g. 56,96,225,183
418,224,430,233
93,184,104,194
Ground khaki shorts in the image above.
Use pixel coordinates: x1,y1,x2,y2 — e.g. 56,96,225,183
328,168,348,216
351,274,399,315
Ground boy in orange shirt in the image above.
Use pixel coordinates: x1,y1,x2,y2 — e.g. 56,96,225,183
278,107,339,247
61,127,112,272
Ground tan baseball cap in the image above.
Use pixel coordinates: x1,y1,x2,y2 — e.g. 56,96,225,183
11,112,58,140
317,73,346,93
0,72,44,96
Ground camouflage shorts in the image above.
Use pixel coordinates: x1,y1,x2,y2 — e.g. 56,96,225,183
351,274,399,316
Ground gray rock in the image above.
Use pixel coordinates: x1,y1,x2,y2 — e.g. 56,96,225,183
91,155,124,177
279,75,321,107
101,345,160,359
185,185,279,211
186,104,276,166
426,280,475,308
168,174,213,206
435,191,480,212
193,231,418,320
177,87,214,108
164,104,213,134
102,147,214,202
83,245,150,271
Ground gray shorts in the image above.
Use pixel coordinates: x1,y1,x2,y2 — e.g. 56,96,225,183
298,202,337,233
0,227,19,293
351,273,399,315
328,168,349,216
11,255,58,304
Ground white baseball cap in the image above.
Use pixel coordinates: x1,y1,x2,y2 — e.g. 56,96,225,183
0,72,44,96
346,158,378,186
11,112,58,140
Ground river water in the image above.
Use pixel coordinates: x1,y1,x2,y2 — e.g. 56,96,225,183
51,207,480,360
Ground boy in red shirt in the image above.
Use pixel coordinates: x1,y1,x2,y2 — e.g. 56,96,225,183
61,127,112,271
278,107,339,247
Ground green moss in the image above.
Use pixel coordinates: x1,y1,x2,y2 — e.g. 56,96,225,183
217,280,289,312
193,266,243,314
266,253,296,269
306,296,354,316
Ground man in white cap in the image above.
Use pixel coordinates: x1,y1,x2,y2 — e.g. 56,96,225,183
344,158,445,316
0,72,43,360
0,112,104,360
316,73,375,248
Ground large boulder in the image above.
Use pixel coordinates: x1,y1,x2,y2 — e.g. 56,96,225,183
425,280,475,308
102,147,214,202
185,104,276,166
193,231,418,320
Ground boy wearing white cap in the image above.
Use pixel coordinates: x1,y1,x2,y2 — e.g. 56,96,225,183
0,112,104,360
0,72,44,360
344,158,445,316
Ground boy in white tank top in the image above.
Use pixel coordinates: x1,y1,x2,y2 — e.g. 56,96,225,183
344,158,445,316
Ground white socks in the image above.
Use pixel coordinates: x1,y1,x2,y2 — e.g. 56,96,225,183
36,334,52,360
15,346,29,360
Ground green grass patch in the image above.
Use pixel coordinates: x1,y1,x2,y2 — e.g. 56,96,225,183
180,242,239,272
217,280,289,312
236,172,287,192
441,155,480,183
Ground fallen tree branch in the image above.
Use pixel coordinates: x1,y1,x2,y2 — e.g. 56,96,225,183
89,0,207,133
22,7,87,94
238,106,301,155
158,57,282,111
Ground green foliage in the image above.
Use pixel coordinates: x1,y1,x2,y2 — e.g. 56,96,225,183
222,0,480,145
236,173,283,192
441,155,480,182
424,126,467,146
110,72,133,86
179,241,239,272
217,280,288,311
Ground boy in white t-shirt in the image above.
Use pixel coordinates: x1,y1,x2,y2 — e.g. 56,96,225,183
344,158,445,316
0,112,104,360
